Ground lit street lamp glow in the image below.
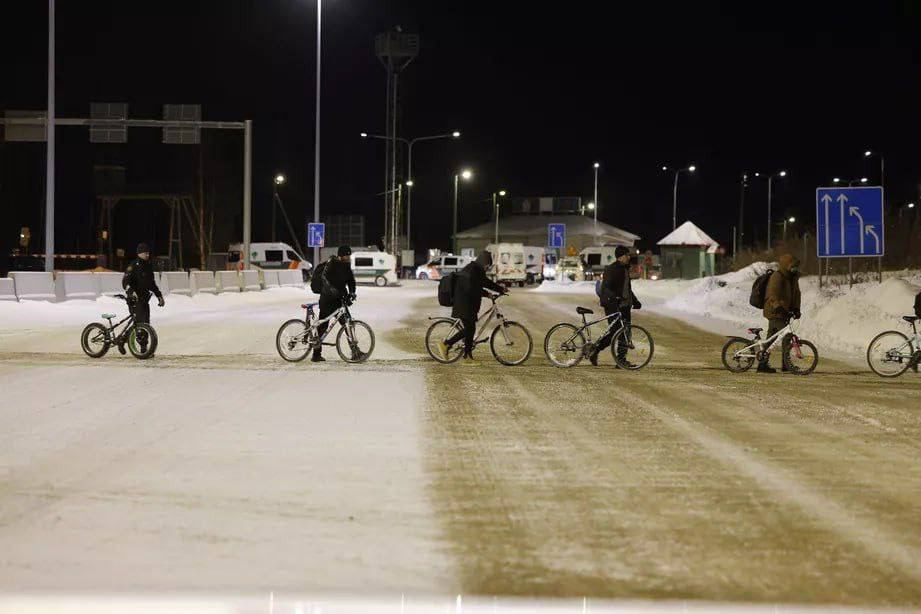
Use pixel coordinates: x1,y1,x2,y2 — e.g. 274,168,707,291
359,132,368,138
688,165,697,172
593,162,600,169
405,180,414,187
788,217,796,223
461,169,473,180
864,150,873,157
860,177,868,183
909,203,916,209
499,190,507,196
452,131,461,138
586,202,595,210
779,170,787,177
274,174,286,185
833,177,841,183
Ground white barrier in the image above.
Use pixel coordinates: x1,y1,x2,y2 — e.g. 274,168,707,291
55,272,101,300
9,272,55,301
262,270,280,288
277,270,304,287
161,271,192,296
0,278,17,301
95,272,124,296
190,271,217,294
216,270,241,293
241,269,261,292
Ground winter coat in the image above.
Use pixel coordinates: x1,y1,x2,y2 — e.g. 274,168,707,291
915,291,921,318
320,256,356,300
122,257,162,301
763,254,801,320
451,260,504,320
600,261,641,310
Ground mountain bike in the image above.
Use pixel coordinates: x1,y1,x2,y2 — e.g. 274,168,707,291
866,315,921,378
543,306,654,369
80,294,158,360
275,294,375,363
425,289,532,365
721,317,818,375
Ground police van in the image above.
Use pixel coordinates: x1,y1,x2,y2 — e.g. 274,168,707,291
227,242,312,281
351,251,398,287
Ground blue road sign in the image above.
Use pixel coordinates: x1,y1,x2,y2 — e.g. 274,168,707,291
307,222,325,248
548,223,565,249
816,186,884,258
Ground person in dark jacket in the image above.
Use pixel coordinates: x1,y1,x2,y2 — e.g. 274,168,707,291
759,253,802,373
590,245,642,367
313,245,357,362
121,242,164,354
443,251,506,360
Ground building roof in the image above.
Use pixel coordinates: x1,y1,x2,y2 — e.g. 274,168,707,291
657,221,718,247
455,214,640,244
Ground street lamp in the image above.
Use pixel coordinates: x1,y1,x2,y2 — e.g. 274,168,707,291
452,169,474,254
494,189,507,244
586,202,596,211
360,130,461,246
833,177,841,183
271,173,287,242
860,177,868,184
766,170,787,248
864,149,885,186
663,164,696,230
592,162,600,244
783,216,796,241
274,174,286,185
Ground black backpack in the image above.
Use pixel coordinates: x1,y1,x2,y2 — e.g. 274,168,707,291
437,272,457,307
915,291,921,318
310,261,328,294
749,269,774,309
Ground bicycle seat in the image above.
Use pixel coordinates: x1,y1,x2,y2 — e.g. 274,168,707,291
747,327,763,335
101,313,116,319
903,316,919,323
576,306,594,315
301,303,317,309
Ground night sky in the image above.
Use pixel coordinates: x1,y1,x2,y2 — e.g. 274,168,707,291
2,0,920,263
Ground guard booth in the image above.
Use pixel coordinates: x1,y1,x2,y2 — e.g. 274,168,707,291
657,221,719,279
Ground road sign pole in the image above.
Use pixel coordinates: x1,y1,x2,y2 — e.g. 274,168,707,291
243,120,252,269
313,0,322,266
44,0,55,272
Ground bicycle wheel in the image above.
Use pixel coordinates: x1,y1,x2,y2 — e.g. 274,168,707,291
612,324,654,370
425,318,465,364
276,318,311,362
337,319,375,363
543,323,586,368
80,323,110,358
490,320,533,366
721,336,756,373
127,323,157,360
784,338,818,375
867,330,914,378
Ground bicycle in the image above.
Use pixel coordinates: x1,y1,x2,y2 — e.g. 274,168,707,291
721,317,818,375
543,306,654,369
424,289,532,365
275,294,375,363
866,315,921,378
80,294,158,360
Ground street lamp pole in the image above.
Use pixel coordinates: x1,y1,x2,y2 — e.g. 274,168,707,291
766,170,787,249
493,189,506,244
44,0,55,272
312,0,322,266
738,172,748,252
783,216,795,241
452,169,473,254
592,162,600,244
666,165,696,230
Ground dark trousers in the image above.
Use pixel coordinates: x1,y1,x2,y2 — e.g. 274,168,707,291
446,316,477,356
597,306,631,359
315,295,342,356
762,317,790,366
131,297,151,346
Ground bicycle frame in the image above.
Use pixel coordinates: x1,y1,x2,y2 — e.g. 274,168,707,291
101,312,136,343
574,310,625,344
733,319,802,358
438,292,513,346
301,303,352,348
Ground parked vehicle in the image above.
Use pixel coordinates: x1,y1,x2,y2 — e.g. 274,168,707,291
542,251,559,281
228,242,313,281
579,246,621,279
557,257,585,282
351,251,398,287
416,254,472,280
486,243,527,287
523,246,545,285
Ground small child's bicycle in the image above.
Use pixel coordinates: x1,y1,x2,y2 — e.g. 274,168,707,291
80,294,158,359
721,318,818,375
866,315,921,378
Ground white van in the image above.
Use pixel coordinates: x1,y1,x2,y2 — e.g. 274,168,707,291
228,242,312,280
486,243,527,286
351,251,398,287
523,246,545,285
416,254,471,280
542,251,559,280
579,246,620,279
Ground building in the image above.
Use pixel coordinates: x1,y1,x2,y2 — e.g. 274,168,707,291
454,214,640,255
322,215,365,248
657,221,720,279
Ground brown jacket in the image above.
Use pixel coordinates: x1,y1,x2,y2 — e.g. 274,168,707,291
763,254,801,320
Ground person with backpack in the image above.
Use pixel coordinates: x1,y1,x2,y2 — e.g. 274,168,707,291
441,251,506,361
590,245,642,367
122,242,164,356
310,245,356,362
758,253,802,373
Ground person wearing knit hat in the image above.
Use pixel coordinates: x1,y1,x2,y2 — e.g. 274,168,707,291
121,242,164,355
590,245,642,367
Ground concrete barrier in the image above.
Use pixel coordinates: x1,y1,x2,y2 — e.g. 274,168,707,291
277,270,304,288
10,272,56,301
0,278,17,301
216,270,241,293
161,271,192,296
190,271,217,294
55,272,101,300
262,270,280,288
241,269,261,292
95,272,124,296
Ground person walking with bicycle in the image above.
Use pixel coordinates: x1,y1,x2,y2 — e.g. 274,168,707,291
590,245,642,367
759,253,802,374
121,242,164,356
442,251,506,361
313,245,357,362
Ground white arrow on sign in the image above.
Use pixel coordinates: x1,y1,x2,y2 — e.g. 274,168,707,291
865,225,880,254
821,193,833,255
836,194,848,255
849,205,865,253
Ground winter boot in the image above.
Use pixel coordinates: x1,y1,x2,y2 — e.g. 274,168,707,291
757,357,777,373
311,349,326,363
